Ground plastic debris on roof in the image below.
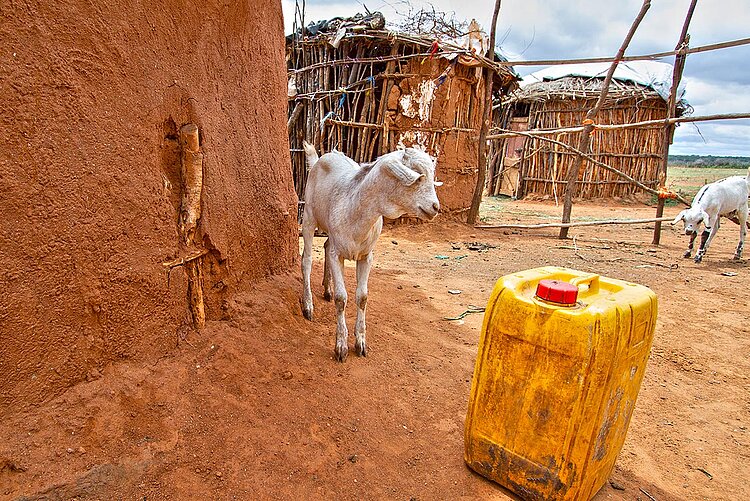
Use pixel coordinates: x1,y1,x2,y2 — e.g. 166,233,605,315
521,61,685,103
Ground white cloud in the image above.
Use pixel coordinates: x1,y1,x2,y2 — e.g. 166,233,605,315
683,78,750,113
673,121,750,156
670,76,750,155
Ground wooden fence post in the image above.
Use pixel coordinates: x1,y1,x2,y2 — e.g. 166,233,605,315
559,0,652,239
467,0,502,225
653,0,697,245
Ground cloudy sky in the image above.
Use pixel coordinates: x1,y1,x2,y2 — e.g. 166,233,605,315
281,0,750,157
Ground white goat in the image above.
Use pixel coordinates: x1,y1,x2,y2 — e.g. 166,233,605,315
300,142,441,362
671,168,750,263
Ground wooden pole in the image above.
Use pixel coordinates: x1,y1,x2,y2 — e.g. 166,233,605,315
477,216,675,230
491,36,750,67
487,112,750,139
290,36,750,75
179,124,205,330
653,0,697,245
467,0,502,224
559,0,651,239
287,102,303,133
376,43,400,156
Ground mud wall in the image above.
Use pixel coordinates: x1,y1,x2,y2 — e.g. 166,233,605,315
0,0,298,411
392,60,486,216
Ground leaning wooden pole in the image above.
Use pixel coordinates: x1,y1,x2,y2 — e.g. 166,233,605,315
487,112,750,139
653,0,697,245
466,0,502,225
179,124,206,330
477,216,675,230
559,0,651,239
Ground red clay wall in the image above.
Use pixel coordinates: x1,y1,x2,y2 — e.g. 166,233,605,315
392,59,486,216
0,1,298,411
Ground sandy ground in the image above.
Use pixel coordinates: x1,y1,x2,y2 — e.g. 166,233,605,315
1,198,748,500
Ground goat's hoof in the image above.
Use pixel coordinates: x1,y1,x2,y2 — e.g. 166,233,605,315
355,340,367,357
334,345,348,363
683,251,692,258
694,255,703,263
302,308,313,321
732,254,742,261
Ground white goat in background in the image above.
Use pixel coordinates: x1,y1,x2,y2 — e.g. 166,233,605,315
671,168,750,263
300,142,441,362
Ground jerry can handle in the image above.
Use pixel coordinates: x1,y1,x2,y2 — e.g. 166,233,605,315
570,274,600,295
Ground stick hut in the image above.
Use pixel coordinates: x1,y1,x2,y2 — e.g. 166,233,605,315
287,15,519,218
488,64,690,201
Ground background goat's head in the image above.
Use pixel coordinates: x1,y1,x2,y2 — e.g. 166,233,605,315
377,148,441,221
672,207,710,234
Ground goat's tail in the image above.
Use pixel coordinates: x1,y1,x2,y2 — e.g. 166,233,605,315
302,141,319,170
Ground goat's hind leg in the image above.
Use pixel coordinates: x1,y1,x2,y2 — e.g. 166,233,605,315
354,253,373,357
322,238,333,301
301,215,316,320
734,209,748,260
328,250,349,362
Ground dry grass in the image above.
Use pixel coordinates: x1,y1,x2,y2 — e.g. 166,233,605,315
666,166,747,200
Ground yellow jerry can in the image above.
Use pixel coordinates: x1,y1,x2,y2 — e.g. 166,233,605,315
464,267,657,500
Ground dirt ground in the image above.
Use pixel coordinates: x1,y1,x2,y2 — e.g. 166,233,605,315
1,198,748,500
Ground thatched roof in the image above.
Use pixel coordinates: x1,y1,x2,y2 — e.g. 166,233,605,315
287,12,520,91
506,61,691,115
514,75,664,100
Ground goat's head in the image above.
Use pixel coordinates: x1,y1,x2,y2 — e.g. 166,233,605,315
672,207,710,235
378,148,441,220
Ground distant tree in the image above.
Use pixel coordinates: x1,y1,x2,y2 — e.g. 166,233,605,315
668,154,750,168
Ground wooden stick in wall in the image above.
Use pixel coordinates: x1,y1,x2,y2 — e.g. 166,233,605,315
179,123,205,330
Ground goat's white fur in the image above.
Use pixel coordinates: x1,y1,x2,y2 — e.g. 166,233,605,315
300,142,441,361
671,168,750,263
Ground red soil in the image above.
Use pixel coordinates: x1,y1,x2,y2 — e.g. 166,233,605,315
2,201,748,500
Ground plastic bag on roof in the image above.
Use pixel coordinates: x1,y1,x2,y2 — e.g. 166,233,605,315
288,11,385,40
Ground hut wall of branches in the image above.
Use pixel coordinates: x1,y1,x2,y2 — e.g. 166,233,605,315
488,77,680,200
287,28,517,218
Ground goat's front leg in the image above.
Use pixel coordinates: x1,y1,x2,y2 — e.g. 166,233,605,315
328,249,349,362
683,231,697,258
322,238,333,301
301,220,316,320
354,253,373,357
734,211,747,260
694,221,719,263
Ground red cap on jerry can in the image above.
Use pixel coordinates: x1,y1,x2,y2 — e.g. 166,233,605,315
535,279,578,305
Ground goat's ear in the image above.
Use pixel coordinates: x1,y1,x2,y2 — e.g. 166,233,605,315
700,210,711,229
671,210,686,225
382,156,423,186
